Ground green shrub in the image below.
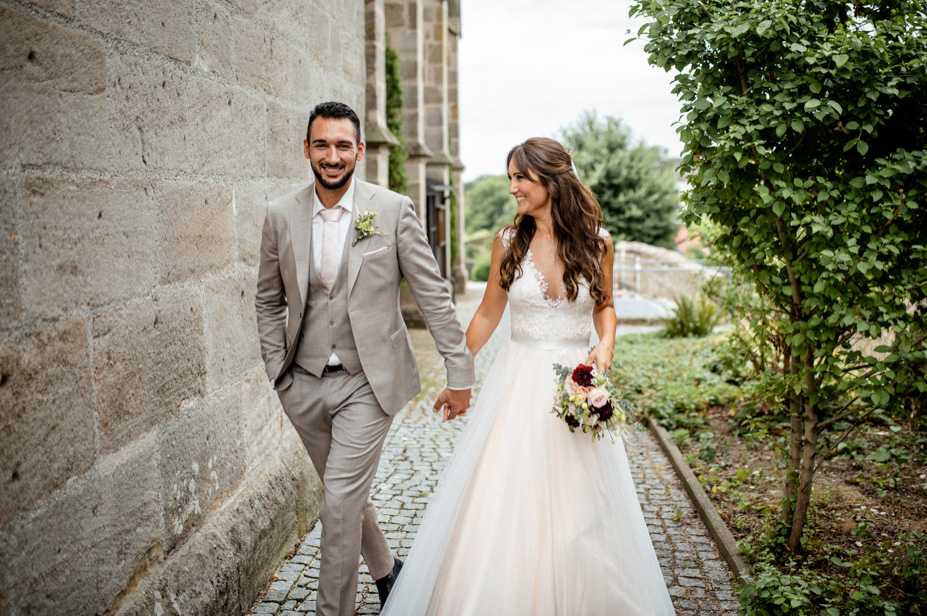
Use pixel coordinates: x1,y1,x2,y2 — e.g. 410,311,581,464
470,254,492,282
738,519,926,616
612,333,740,430
661,293,721,338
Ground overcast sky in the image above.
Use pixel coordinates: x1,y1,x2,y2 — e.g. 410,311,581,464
457,0,683,181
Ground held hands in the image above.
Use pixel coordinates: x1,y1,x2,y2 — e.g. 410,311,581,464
585,342,614,372
433,387,472,422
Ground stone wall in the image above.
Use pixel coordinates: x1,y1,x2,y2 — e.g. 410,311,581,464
0,1,367,614
614,241,708,300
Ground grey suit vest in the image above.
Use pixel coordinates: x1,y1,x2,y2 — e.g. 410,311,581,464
294,235,362,376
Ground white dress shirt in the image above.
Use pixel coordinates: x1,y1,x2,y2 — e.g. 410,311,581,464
312,180,355,278
312,180,355,366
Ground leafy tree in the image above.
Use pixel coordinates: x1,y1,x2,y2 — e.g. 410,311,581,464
385,34,408,195
560,111,680,249
464,174,516,236
633,0,927,553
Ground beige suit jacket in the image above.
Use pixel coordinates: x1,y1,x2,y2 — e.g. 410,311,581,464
255,179,474,415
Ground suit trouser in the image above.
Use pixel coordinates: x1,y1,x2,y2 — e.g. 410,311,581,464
277,365,395,616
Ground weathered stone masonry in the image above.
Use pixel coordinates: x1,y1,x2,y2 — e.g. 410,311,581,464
0,1,366,614
0,1,464,615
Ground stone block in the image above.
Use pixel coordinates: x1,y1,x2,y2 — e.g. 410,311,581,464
145,0,196,64
287,47,316,104
215,457,303,608
0,174,22,333
114,524,241,616
255,0,312,45
308,9,331,61
226,0,260,14
384,2,406,28
108,49,189,170
0,7,110,170
0,553,7,615
0,436,163,616
155,180,235,285
0,319,94,527
204,271,261,393
233,179,280,268
0,4,105,94
20,175,157,322
0,79,111,171
424,84,443,105
27,0,74,18
233,13,288,97
76,0,145,43
93,291,206,454
242,366,283,473
279,432,323,534
159,388,244,554
267,101,309,179
195,0,235,78
188,76,266,177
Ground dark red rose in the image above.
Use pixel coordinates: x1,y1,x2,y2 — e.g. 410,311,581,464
571,364,594,388
595,401,613,421
565,416,580,428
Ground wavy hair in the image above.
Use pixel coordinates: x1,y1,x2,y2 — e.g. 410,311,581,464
500,137,609,306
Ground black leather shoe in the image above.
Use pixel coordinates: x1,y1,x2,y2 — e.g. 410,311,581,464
375,557,404,606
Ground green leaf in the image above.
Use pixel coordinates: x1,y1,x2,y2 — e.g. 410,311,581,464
857,140,869,155
730,22,751,37
857,262,869,274
834,54,849,68
804,99,821,111
791,120,804,134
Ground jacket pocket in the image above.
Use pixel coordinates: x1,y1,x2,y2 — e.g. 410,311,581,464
362,245,391,260
390,326,407,349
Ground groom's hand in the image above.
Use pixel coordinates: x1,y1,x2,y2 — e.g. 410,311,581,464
433,387,472,422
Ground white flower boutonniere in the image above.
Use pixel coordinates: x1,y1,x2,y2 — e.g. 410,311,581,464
353,211,387,246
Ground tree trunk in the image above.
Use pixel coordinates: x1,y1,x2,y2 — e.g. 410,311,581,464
782,348,801,526
787,370,820,552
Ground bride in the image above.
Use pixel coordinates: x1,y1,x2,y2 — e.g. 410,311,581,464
381,138,676,615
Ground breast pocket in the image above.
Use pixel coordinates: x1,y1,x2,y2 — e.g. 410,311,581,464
363,245,391,261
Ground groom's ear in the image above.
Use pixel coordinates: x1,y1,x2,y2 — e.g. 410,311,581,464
303,139,310,160
355,140,365,162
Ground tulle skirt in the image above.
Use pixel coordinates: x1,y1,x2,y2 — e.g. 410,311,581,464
382,338,676,615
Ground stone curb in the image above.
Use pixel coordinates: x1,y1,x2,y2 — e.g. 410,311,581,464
647,417,752,585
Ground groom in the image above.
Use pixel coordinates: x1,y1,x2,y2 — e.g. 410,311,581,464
255,101,474,616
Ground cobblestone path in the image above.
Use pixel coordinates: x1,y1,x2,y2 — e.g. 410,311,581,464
249,287,741,615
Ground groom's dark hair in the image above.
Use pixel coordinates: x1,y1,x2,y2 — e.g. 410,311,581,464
307,101,362,145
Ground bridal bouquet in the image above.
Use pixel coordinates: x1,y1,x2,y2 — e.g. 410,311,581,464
552,363,633,442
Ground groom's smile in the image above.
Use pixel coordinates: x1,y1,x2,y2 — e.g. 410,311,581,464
304,116,365,196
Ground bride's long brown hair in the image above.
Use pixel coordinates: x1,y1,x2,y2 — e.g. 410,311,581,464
500,137,609,306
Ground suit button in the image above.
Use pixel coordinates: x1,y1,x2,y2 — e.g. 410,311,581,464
331,344,336,349
329,294,334,300
330,320,334,325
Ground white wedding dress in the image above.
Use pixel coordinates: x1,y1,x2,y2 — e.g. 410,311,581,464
382,230,676,615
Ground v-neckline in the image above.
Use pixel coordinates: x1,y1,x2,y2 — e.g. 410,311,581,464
525,249,566,307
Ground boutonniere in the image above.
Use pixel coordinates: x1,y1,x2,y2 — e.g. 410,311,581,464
353,211,387,246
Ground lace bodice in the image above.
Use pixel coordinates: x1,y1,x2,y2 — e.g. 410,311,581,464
500,228,597,348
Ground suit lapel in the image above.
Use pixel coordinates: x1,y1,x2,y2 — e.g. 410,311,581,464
348,181,376,295
289,185,315,306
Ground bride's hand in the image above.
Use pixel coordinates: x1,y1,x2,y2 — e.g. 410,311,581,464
586,342,614,372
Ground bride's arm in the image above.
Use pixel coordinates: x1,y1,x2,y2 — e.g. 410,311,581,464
465,234,509,358
587,238,617,371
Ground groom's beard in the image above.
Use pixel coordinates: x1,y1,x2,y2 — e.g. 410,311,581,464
312,159,356,190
